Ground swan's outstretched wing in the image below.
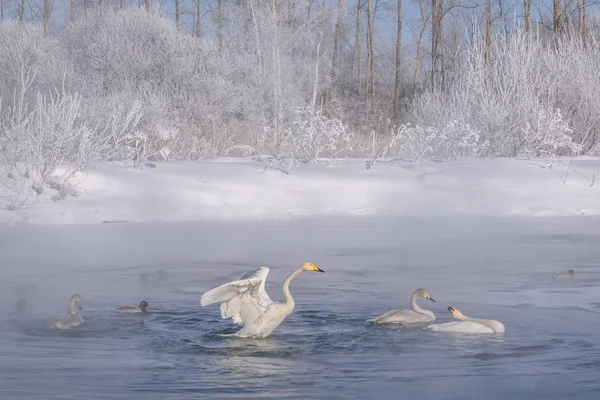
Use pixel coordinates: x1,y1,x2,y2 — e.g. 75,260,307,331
200,266,273,325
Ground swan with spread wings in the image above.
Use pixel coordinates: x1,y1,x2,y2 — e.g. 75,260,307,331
200,262,325,338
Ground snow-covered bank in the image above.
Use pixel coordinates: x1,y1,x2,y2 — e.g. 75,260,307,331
1,157,599,225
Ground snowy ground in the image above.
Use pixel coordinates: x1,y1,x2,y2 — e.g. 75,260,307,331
1,157,599,226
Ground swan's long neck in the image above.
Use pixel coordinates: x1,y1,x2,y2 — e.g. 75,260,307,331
410,292,434,319
68,298,78,316
454,313,505,333
282,267,304,310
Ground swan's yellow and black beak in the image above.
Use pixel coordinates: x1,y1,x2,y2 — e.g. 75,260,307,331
425,292,435,302
447,306,455,313
312,264,325,273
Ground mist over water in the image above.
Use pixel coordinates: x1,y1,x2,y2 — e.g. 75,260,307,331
1,216,600,399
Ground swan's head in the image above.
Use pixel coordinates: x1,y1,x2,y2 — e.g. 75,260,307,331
447,306,465,319
415,288,435,302
301,262,324,273
568,269,575,276
139,300,151,309
71,294,83,310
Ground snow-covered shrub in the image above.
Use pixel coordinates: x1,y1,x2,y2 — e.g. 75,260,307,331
64,8,197,97
281,107,354,164
0,88,90,205
0,70,143,209
406,29,590,158
62,8,273,159
517,108,581,158
0,21,68,101
395,121,481,163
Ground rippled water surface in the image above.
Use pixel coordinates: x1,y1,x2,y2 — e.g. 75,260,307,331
1,216,600,399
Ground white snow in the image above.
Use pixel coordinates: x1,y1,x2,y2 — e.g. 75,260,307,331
1,157,599,226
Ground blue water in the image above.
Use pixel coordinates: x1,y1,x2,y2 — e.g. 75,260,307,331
1,216,600,399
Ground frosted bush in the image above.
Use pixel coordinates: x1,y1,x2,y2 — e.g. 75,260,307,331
406,30,597,158
0,70,143,208
517,108,581,158
396,121,481,162
281,107,354,164
0,21,68,100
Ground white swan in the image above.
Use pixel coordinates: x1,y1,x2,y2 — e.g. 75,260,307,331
47,294,84,329
551,268,575,279
426,306,505,334
366,288,436,324
200,262,325,338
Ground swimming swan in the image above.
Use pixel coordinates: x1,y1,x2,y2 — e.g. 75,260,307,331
47,294,84,329
426,306,505,334
116,300,151,313
200,262,325,338
366,288,436,324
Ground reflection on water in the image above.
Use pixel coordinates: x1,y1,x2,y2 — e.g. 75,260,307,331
1,216,600,399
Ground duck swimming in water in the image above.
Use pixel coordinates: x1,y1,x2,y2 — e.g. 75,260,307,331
116,300,151,313
47,294,84,329
551,269,575,279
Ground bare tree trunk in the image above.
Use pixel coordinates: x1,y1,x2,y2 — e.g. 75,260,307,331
578,0,586,40
19,0,25,22
175,0,181,29
392,0,402,122
431,0,438,90
195,0,201,38
319,0,330,103
70,0,75,22
413,14,429,93
553,0,563,36
485,0,491,65
366,0,374,113
243,1,249,49
288,0,295,28
524,0,531,33
437,0,444,88
312,42,321,111
271,0,283,144
430,0,448,90
249,0,263,78
332,0,345,96
145,0,150,11
218,0,223,51
43,0,52,36
307,0,314,18
355,0,362,113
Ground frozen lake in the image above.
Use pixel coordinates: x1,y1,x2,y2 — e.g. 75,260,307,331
1,216,600,399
